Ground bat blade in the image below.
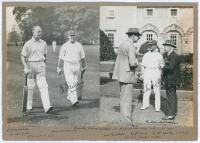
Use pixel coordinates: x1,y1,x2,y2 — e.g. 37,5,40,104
22,85,28,112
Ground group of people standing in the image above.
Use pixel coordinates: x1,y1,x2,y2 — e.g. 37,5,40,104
20,25,180,123
112,27,181,122
21,26,86,113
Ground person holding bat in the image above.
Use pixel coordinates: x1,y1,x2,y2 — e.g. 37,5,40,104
21,26,53,113
57,30,86,106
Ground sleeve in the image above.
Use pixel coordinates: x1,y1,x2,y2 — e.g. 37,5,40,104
59,44,65,60
163,54,178,73
21,42,28,57
44,41,48,54
128,43,137,67
80,44,85,59
141,54,146,67
159,54,165,68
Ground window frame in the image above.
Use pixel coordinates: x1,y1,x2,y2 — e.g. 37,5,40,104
169,8,179,17
107,32,115,46
107,9,115,19
169,33,177,46
145,8,154,17
146,33,153,41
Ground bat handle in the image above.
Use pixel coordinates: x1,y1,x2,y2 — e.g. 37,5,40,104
25,74,28,86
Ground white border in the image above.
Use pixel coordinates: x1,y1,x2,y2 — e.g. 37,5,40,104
0,0,199,142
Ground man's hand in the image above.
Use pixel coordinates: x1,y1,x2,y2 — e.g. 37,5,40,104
81,67,86,73
57,67,61,74
24,67,30,75
81,67,86,80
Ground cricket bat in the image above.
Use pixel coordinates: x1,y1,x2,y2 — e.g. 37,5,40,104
22,74,28,112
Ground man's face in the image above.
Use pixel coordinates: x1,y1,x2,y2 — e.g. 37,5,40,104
132,35,140,43
68,35,76,43
33,27,42,39
164,45,171,53
150,45,156,52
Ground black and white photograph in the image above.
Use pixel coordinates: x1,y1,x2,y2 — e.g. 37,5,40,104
2,2,198,141
5,5,100,126
100,6,194,126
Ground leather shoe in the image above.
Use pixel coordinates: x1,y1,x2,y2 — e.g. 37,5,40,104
140,106,149,110
162,116,175,120
46,107,54,114
72,101,79,107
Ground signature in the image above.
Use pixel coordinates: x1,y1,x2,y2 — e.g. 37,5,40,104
146,120,176,124
60,81,84,96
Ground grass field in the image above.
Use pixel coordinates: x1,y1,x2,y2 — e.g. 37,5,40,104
6,45,100,125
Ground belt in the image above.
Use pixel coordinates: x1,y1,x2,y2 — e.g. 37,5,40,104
144,67,160,70
26,61,44,62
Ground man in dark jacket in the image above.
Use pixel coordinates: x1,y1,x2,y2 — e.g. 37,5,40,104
162,40,181,120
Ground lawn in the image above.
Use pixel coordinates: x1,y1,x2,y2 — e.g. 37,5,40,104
6,44,100,125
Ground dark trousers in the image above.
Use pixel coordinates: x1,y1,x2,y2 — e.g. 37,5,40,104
165,86,177,116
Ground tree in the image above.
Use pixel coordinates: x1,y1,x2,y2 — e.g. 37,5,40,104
13,6,99,45
100,30,116,61
8,31,21,43
13,7,58,44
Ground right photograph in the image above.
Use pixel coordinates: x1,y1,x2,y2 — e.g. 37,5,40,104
100,6,194,126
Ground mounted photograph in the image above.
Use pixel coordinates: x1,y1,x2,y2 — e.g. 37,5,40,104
100,5,196,129
3,3,100,137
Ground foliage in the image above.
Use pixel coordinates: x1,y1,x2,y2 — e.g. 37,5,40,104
13,6,99,45
133,64,193,90
7,31,21,43
179,64,193,90
180,54,193,64
100,30,116,61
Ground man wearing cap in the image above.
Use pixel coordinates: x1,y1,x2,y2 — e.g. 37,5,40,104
112,28,141,122
140,40,165,112
57,30,86,106
162,40,181,120
21,26,53,113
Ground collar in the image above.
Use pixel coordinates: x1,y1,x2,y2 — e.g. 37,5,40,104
127,38,133,43
31,37,41,42
67,40,77,44
167,50,174,56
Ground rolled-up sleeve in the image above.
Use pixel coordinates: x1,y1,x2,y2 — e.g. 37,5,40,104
44,42,48,54
59,44,65,60
21,42,28,57
159,54,165,68
80,45,85,59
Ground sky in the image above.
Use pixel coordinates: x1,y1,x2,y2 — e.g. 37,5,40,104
6,6,20,33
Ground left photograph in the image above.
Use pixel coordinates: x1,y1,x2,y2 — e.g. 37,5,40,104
4,5,100,125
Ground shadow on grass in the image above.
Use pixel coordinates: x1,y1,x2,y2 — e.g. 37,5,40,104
137,91,169,115
112,105,136,113
100,76,115,85
7,98,99,124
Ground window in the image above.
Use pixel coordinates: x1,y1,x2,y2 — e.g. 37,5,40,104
146,9,153,16
108,33,114,46
171,9,177,16
170,34,177,45
107,9,115,19
146,34,153,41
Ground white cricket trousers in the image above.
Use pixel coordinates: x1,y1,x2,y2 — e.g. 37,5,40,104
27,62,52,112
142,68,161,110
63,61,81,104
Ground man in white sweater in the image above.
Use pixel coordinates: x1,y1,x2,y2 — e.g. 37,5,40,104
57,30,86,106
140,40,164,112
